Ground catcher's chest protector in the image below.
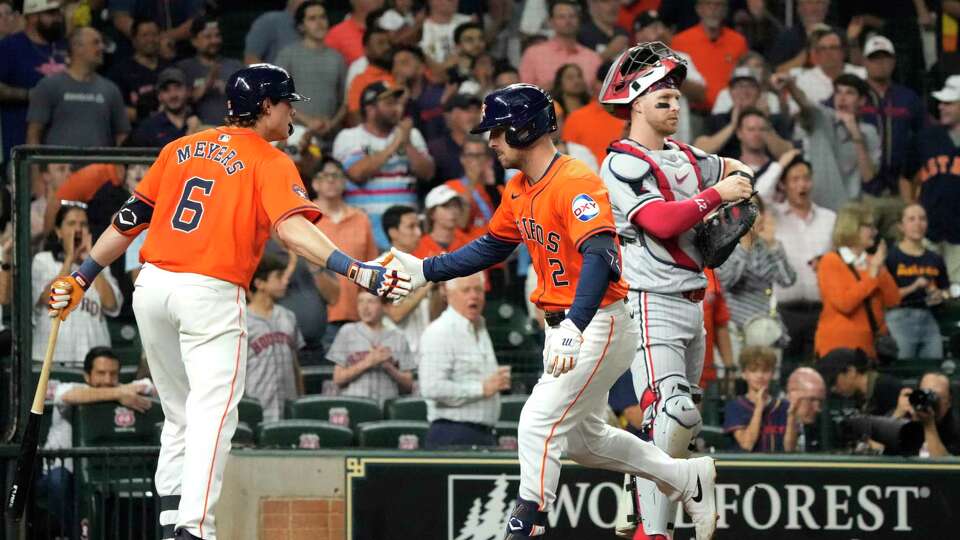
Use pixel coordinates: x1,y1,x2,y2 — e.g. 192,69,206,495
608,139,705,201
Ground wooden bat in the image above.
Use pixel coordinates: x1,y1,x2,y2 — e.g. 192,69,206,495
5,316,62,520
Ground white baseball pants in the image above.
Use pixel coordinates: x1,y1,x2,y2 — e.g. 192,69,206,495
517,300,685,510
133,263,247,540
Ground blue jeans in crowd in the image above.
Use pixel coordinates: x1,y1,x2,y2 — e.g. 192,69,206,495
885,307,943,359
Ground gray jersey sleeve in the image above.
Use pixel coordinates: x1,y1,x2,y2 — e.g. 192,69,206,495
604,152,664,223
685,143,725,187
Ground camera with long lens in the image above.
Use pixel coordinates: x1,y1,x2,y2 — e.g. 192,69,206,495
908,387,940,413
837,413,924,456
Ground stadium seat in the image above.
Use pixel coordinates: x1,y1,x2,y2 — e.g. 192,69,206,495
237,397,264,427
499,395,529,422
701,384,724,426
258,420,354,449
74,398,164,448
107,320,142,367
494,421,519,449
385,397,428,421
301,364,335,395
287,396,382,429
356,420,430,449
46,366,86,384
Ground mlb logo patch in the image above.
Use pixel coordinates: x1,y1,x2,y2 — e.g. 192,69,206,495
571,193,600,222
218,133,231,143
292,184,309,200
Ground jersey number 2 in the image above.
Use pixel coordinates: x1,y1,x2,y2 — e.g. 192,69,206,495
172,177,215,232
548,258,569,287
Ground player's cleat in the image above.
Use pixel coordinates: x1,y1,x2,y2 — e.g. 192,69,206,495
504,497,547,539
679,456,718,540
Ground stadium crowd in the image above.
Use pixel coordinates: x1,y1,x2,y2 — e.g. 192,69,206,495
2,0,960,466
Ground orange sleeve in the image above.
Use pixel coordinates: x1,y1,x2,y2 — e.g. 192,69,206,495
347,78,363,113
258,154,322,227
133,148,171,206
556,166,618,250
486,177,522,243
879,268,901,308
56,163,112,201
817,253,881,316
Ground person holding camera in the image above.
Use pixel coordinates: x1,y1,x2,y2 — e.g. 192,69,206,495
891,372,960,457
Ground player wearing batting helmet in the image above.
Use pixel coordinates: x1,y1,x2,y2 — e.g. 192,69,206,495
597,42,755,540
45,63,411,540
386,82,719,540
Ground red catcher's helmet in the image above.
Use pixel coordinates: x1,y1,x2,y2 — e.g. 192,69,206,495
599,41,687,119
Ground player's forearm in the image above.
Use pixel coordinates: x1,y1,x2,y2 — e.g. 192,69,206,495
89,226,137,270
630,190,722,239
276,214,340,269
566,235,620,332
423,234,518,282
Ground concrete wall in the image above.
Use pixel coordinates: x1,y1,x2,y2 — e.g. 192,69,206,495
218,451,346,540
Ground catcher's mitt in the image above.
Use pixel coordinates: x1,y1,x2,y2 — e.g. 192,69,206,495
694,198,759,268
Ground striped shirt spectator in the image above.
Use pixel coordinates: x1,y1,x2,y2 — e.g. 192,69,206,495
333,81,435,250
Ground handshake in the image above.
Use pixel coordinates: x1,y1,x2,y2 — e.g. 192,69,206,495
351,248,428,302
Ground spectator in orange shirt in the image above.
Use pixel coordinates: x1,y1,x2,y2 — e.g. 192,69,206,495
815,202,900,361
346,24,394,120
413,184,470,259
702,268,735,395
444,135,501,241
670,0,749,110
561,62,626,165
43,163,125,238
324,0,384,64
312,156,379,347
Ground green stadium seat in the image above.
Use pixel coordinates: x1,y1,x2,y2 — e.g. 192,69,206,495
152,420,254,447
494,421,519,449
701,384,724,427
47,366,86,384
107,320,142,367
499,395,529,422
74,399,164,448
385,397,428,421
237,397,263,427
287,396,382,429
356,420,429,449
301,364,335,395
257,420,354,449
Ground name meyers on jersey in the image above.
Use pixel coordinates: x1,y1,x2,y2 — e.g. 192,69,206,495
175,140,246,176
516,216,561,254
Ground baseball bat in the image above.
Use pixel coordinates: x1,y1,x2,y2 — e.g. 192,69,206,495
5,316,61,520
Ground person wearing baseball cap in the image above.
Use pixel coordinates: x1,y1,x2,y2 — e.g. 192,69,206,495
899,75,960,288
415,184,470,258
427,93,483,186
0,0,65,163
859,34,925,233
128,68,199,148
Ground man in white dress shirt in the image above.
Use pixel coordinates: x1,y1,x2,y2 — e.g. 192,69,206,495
769,156,836,361
418,272,511,449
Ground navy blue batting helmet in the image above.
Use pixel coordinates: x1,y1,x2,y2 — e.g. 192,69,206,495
226,63,309,119
470,84,557,148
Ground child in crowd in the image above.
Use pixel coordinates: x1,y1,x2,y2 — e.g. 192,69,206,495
723,346,797,452
246,255,304,422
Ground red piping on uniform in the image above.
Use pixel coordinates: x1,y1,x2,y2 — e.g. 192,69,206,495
199,287,244,537
538,316,616,509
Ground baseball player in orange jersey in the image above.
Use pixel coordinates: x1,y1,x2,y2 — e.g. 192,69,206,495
47,64,411,540
389,84,718,540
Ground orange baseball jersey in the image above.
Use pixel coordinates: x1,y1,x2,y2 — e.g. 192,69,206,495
125,127,322,287
488,154,627,311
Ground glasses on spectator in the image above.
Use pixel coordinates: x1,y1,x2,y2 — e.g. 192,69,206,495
61,200,89,210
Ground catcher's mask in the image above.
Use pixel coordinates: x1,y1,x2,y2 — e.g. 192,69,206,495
599,41,688,119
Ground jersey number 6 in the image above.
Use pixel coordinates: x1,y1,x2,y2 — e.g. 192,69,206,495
172,176,215,232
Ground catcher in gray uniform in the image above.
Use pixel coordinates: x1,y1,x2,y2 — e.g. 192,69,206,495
597,42,757,539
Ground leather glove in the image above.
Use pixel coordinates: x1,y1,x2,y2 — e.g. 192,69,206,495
388,247,427,289
48,276,85,321
347,258,412,302
543,319,583,377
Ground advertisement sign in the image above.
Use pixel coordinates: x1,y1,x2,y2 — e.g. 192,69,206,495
346,456,960,539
